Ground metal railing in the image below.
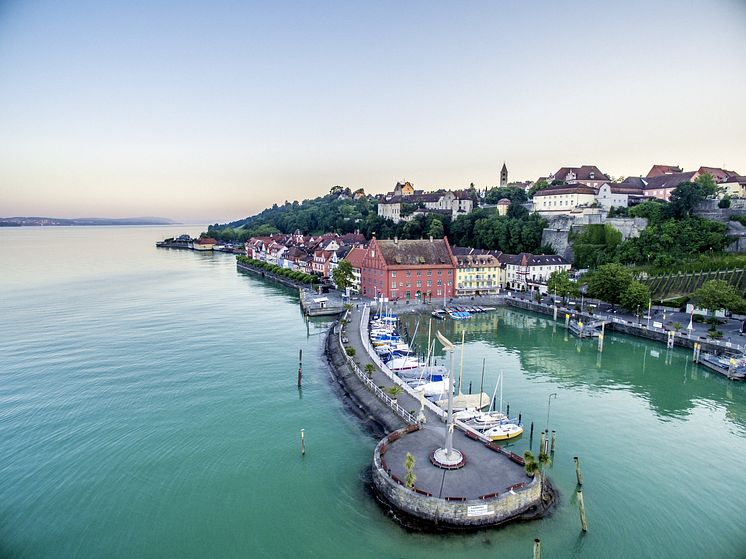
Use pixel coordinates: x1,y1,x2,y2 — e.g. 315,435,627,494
339,310,416,424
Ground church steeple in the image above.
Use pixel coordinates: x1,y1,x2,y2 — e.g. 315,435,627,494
500,162,508,187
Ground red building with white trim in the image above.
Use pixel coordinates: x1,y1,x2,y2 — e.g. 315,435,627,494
360,237,457,301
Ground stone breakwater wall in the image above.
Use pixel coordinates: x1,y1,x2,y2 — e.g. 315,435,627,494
372,428,543,529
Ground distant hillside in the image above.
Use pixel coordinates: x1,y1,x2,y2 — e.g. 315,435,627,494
0,217,177,227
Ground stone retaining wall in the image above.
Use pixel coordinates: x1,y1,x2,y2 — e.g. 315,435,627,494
372,429,542,528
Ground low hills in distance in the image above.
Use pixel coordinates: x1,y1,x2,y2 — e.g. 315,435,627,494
0,216,177,227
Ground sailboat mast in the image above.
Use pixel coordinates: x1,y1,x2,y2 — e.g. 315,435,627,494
499,370,503,413
427,318,432,366
458,330,465,395
478,358,486,410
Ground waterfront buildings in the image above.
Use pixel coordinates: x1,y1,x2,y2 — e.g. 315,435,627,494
453,248,503,296
359,237,457,301
500,253,571,293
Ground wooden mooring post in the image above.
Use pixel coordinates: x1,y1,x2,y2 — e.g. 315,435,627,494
565,313,570,329
693,342,701,363
577,489,588,532
300,429,305,456
533,538,541,559
297,349,303,387
598,322,605,352
574,456,584,486
667,330,675,349
550,430,556,453
539,430,546,455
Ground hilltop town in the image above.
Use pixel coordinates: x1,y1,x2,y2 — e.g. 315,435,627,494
197,161,745,306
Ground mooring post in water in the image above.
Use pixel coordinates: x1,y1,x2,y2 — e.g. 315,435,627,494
577,489,588,532
565,313,570,329
301,429,305,456
539,431,546,455
574,456,584,486
529,421,534,442
506,403,510,417
533,538,541,559
551,430,556,453
468,381,472,394
297,349,303,387
598,322,605,352
518,412,522,424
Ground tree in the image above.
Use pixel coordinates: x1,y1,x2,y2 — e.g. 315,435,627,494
427,217,444,239
692,280,745,314
669,181,707,219
528,180,550,198
694,172,718,196
587,263,633,307
571,224,623,268
523,451,540,477
620,281,650,315
546,270,577,302
332,260,354,290
405,452,416,489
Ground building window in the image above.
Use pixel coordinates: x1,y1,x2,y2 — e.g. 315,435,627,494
391,271,396,278
437,280,442,286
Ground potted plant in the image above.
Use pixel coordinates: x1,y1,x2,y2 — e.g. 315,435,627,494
386,385,404,401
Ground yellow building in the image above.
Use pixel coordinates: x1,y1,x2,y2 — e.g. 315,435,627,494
455,252,503,296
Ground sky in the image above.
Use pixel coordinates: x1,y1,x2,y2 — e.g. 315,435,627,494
1,0,745,223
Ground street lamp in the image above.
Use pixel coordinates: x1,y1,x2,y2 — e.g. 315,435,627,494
545,392,558,432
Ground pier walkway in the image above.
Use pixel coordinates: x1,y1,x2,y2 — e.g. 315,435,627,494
340,305,530,502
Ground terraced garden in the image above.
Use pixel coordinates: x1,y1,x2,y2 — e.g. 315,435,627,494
642,269,746,301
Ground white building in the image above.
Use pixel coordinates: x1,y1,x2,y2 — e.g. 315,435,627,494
499,253,571,294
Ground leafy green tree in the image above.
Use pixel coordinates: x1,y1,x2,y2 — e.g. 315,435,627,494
546,270,577,301
528,179,550,198
620,281,650,315
485,186,528,206
694,172,718,196
523,451,540,477
669,181,709,219
587,263,633,307
332,260,355,290
628,200,666,224
405,452,416,489
427,217,444,239
571,224,623,268
692,280,745,313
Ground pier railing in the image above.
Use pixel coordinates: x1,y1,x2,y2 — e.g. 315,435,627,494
340,310,416,425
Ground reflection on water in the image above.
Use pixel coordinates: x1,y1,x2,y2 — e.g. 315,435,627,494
404,309,746,430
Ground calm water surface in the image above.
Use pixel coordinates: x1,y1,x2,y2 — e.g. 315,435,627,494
1,226,745,558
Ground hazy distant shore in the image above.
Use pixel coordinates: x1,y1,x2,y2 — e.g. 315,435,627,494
0,217,178,227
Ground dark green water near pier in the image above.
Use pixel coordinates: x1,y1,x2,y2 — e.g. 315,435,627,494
1,226,745,558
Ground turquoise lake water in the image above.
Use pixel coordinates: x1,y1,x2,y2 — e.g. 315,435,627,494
1,226,745,558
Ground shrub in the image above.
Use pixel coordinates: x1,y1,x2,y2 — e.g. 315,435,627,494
345,347,356,357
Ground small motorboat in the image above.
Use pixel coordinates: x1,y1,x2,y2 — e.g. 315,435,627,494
483,422,524,441
387,356,425,371
397,364,448,380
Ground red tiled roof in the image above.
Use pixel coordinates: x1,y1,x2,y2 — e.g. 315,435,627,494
345,246,367,269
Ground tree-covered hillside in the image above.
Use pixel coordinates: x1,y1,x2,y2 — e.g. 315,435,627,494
205,186,550,254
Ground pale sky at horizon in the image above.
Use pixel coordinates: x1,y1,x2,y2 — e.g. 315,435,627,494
1,0,745,223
